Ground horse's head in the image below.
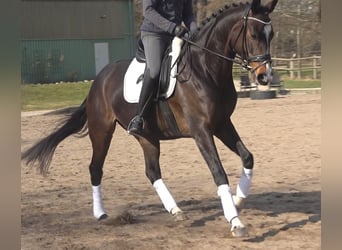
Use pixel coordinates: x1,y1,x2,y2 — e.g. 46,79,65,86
230,0,278,85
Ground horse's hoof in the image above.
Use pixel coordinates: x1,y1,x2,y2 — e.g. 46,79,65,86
173,211,187,221
231,225,249,238
97,214,108,221
171,207,187,221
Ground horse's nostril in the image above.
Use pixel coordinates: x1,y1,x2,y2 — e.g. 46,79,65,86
257,74,268,86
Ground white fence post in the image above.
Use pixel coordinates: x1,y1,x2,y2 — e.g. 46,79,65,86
313,55,317,79
290,59,294,79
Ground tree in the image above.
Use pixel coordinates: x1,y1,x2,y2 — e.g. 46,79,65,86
270,0,321,57
193,0,208,22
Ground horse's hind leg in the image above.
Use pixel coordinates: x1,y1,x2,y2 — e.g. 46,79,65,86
88,117,116,220
139,137,184,220
215,119,254,211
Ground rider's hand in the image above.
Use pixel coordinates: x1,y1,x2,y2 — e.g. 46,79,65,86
173,25,188,38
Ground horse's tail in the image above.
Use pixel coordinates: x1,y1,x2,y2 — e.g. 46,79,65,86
21,98,88,175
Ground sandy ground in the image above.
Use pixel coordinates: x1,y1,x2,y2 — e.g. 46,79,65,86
21,92,321,249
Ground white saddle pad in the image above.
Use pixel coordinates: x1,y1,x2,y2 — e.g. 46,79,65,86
123,37,183,103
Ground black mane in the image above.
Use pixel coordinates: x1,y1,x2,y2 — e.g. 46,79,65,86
190,2,250,44
195,2,250,32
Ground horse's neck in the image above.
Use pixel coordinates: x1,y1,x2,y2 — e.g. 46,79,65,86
192,7,245,85
208,6,246,55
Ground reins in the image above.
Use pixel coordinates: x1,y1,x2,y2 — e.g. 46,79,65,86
181,38,245,66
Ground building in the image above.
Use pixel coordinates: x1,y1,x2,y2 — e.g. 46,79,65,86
21,0,136,83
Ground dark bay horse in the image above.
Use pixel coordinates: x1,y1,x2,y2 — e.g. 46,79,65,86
22,0,278,237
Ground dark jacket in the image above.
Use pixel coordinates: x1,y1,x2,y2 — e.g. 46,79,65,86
140,0,196,35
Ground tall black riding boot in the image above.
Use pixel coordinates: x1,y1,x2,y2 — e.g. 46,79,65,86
127,70,156,135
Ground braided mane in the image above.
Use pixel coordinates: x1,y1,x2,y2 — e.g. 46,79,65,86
195,2,250,32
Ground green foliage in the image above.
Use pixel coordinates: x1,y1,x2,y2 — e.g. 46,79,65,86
21,82,92,111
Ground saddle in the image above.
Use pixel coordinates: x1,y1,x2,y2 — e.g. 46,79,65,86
123,37,183,104
135,39,146,63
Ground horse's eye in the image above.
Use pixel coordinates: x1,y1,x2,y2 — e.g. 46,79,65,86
251,33,257,40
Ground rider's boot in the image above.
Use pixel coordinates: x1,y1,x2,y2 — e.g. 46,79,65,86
127,70,156,135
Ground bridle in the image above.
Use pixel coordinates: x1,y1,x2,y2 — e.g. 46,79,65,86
180,4,273,73
236,6,273,73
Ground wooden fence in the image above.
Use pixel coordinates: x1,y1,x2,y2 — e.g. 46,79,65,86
233,55,321,80
272,56,321,79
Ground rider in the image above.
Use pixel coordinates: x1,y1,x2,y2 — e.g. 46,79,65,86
127,0,197,135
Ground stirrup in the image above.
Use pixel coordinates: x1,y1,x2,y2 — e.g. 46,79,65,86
127,116,144,135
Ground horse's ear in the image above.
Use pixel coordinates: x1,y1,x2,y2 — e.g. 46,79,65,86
265,0,278,13
251,0,261,13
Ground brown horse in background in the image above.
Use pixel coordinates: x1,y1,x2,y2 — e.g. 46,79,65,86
22,0,278,237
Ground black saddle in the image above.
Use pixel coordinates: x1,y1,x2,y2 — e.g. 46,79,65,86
136,39,146,63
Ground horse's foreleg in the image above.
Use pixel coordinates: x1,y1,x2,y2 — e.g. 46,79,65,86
193,130,248,237
215,120,254,211
139,138,184,219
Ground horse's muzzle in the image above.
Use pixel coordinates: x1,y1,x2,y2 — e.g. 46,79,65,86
255,61,272,85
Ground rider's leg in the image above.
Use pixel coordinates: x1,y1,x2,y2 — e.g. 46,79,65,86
127,32,172,135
